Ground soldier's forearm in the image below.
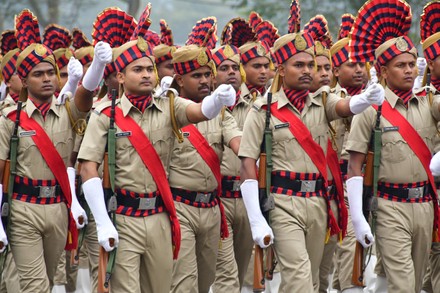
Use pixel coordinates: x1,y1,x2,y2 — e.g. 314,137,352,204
186,103,208,123
240,157,258,182
80,160,100,183
348,151,366,178
73,86,95,113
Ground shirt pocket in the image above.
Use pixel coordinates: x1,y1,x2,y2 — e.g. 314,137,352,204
417,126,438,153
207,130,223,158
272,125,301,161
52,130,74,163
381,131,406,163
150,128,174,165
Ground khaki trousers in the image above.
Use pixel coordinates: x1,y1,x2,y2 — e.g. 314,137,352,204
422,242,440,293
111,212,174,293
10,200,68,293
212,198,253,293
171,202,220,293
0,249,20,292
376,198,433,293
270,193,327,292
318,200,338,293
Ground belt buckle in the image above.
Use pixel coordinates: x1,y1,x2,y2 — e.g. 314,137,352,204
300,180,316,192
407,187,424,199
232,180,241,192
195,192,211,203
138,197,156,210
39,186,56,198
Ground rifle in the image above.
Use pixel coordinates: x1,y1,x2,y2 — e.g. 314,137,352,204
98,89,118,293
0,102,22,275
253,92,276,292
351,105,382,286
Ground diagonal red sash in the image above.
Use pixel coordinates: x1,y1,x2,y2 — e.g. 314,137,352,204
7,110,77,250
267,102,340,235
101,107,181,258
181,124,229,239
326,139,348,239
373,101,440,240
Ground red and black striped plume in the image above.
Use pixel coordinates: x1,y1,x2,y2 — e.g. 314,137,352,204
421,1,440,43
15,9,41,51
255,20,280,51
186,16,218,49
349,0,412,63
145,30,160,46
0,30,18,56
220,17,255,47
160,19,174,46
131,2,152,40
249,11,263,31
92,7,137,47
337,14,355,40
304,15,333,48
288,0,301,33
43,24,72,51
72,28,92,50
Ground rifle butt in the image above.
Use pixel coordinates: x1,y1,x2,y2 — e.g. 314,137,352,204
102,153,110,189
258,154,267,189
265,246,275,281
253,245,265,292
2,160,10,193
363,151,374,187
98,247,109,293
351,241,365,287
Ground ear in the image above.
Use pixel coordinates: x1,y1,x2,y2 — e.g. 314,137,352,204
380,65,388,80
333,66,340,78
278,63,285,77
428,59,435,73
116,72,125,85
21,77,27,88
176,75,184,88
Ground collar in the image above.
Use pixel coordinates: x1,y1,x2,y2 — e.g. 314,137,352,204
25,96,60,118
121,93,163,117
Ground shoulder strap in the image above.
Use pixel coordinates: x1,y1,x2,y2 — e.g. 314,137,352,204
7,111,77,250
101,107,181,258
373,102,440,240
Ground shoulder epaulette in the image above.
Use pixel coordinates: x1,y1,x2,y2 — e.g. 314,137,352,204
93,100,118,115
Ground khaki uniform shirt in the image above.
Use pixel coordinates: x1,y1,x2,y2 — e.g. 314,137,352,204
0,97,87,180
0,94,17,114
238,87,342,177
346,86,440,183
78,94,192,193
169,110,241,192
221,84,254,177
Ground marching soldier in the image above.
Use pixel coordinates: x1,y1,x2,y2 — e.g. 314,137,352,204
0,9,90,292
238,28,383,292
168,17,241,293
78,5,235,292
347,0,440,292
211,20,253,292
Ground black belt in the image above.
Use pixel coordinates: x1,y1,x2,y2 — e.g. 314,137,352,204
13,184,62,198
116,192,163,210
378,185,431,199
271,175,324,192
171,188,216,203
221,179,241,193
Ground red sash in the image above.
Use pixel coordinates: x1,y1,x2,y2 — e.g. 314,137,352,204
267,102,340,236
101,107,181,258
7,110,77,250
373,101,440,241
181,124,229,239
326,139,348,239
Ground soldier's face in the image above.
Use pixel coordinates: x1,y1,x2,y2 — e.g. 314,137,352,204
310,56,332,92
156,59,174,81
6,73,23,95
279,52,314,91
214,59,242,92
428,56,440,80
22,61,57,102
333,62,367,88
58,65,68,91
381,53,416,92
243,57,269,87
117,57,157,96
178,66,212,102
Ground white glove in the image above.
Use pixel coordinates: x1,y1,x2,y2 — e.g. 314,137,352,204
240,179,274,248
0,82,6,102
67,167,88,229
349,83,385,114
58,57,83,103
201,84,236,119
417,57,427,77
82,177,118,252
369,67,378,84
346,176,374,248
82,41,112,92
0,184,8,252
430,152,440,176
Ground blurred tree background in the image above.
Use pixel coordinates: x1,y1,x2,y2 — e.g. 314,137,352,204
0,0,427,50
